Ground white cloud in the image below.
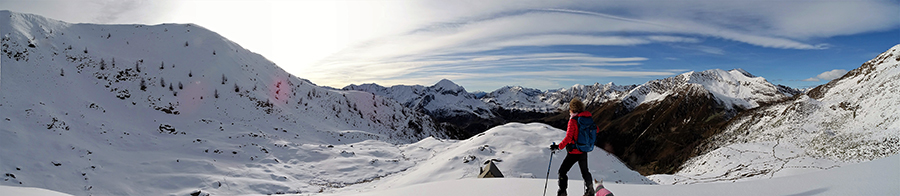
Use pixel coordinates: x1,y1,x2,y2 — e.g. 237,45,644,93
306,51,656,89
319,1,885,64
695,46,725,55
803,69,848,82
304,0,898,90
9,0,895,90
801,78,819,82
646,36,701,43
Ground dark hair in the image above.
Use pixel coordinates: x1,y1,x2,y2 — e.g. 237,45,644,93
569,98,585,113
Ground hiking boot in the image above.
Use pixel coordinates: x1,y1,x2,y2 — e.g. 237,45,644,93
583,185,595,196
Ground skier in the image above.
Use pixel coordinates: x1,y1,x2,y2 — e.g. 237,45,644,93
550,98,599,196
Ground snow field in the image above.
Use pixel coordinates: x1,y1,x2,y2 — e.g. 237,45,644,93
316,154,899,196
323,122,654,195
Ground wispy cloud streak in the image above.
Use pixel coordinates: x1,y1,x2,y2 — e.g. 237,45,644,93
305,0,899,90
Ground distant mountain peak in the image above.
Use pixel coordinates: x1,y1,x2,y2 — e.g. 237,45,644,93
729,68,755,78
433,78,463,91
623,68,788,110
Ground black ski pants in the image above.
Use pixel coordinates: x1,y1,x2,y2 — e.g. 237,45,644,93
558,152,592,194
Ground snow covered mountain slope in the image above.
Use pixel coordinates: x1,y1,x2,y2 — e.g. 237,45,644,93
0,10,449,195
563,68,800,175
344,79,494,119
322,122,654,195
484,68,795,116
542,82,638,109
655,44,900,184
344,79,497,136
622,68,794,112
481,85,556,112
481,82,639,113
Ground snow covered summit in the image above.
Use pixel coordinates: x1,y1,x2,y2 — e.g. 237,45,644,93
622,68,795,111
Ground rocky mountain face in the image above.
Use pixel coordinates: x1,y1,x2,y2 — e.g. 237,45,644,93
573,69,797,175
343,79,496,137
661,44,900,184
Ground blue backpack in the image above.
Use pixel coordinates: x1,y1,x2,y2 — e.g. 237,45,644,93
575,116,598,152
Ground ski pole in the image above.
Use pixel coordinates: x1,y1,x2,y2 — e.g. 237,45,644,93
543,142,555,196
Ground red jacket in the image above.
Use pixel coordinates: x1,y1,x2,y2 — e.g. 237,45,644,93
559,111,598,154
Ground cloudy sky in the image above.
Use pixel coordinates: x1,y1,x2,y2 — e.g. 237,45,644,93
2,0,898,91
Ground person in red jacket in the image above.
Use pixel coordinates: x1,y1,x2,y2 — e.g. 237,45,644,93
550,98,598,196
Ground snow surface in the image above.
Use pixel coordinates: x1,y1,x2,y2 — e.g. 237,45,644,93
315,154,900,196
0,185,74,196
655,44,900,185
5,154,899,196
329,122,654,193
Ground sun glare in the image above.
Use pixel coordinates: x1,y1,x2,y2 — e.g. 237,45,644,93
167,1,370,77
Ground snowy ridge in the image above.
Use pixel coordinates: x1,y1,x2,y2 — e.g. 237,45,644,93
654,44,900,185
343,79,494,119
537,82,637,111
521,68,797,113
348,68,795,124
481,85,556,112
622,69,793,111
0,10,448,195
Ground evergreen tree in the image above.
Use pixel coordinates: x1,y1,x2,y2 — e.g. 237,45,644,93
135,61,141,72
140,79,147,91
